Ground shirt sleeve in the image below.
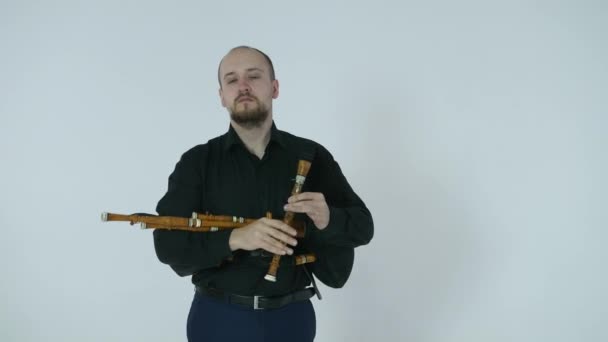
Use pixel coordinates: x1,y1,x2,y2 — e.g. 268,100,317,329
308,244,354,288
152,145,234,277
306,145,374,248
303,144,374,288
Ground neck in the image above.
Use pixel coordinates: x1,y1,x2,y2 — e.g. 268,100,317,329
231,115,273,159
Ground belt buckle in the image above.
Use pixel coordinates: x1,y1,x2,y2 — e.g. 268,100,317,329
253,295,263,310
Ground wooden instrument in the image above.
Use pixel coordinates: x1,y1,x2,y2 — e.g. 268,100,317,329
264,159,312,282
101,212,306,237
102,160,315,280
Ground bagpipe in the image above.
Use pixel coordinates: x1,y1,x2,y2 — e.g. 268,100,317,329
102,159,314,282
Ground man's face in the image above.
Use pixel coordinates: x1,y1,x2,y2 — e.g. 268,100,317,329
218,49,279,128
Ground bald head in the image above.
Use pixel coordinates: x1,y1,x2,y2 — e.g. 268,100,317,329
218,46,275,88
217,46,280,128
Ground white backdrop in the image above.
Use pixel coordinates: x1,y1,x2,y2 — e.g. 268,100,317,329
1,1,606,341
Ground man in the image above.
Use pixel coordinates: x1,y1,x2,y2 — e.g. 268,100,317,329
153,46,373,342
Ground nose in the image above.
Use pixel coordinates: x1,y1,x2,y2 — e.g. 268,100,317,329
237,78,251,92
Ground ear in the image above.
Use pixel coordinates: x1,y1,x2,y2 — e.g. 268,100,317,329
219,87,227,108
272,79,279,99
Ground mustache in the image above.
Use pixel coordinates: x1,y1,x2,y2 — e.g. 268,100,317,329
235,93,258,102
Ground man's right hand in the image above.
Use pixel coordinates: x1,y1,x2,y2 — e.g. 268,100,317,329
228,217,298,255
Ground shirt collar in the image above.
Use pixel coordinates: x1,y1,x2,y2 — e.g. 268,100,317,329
222,121,287,152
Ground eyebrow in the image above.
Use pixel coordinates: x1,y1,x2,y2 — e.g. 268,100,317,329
223,68,264,80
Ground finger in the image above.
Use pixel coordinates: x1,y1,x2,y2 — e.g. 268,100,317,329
284,201,317,214
288,192,323,203
261,242,286,255
263,218,298,236
261,235,293,255
266,227,298,246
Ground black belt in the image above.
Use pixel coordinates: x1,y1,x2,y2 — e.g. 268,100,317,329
195,286,315,310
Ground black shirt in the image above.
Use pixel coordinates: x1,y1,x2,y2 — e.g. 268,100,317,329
153,122,373,296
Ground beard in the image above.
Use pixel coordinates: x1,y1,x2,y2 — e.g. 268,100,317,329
229,96,270,129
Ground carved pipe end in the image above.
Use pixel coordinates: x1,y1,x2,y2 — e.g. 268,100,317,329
101,212,108,222
264,274,277,282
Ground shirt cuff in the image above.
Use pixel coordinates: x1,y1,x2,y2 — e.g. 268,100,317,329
309,206,346,242
211,229,236,262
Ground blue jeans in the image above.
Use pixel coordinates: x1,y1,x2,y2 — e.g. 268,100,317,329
187,290,316,342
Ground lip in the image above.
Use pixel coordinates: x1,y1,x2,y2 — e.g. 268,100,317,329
238,97,254,103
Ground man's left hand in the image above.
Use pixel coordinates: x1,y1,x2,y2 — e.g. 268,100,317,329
284,192,330,230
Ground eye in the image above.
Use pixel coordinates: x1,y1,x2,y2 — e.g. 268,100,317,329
227,79,237,84
249,75,260,79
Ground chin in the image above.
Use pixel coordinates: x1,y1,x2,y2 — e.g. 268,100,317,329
230,108,270,128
